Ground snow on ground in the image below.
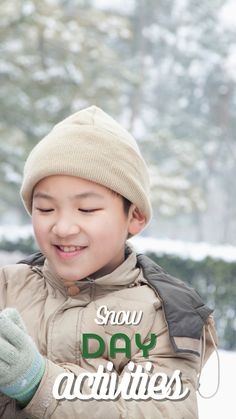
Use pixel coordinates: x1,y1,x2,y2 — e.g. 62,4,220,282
0,224,33,241
130,235,236,262
197,350,236,419
0,250,26,266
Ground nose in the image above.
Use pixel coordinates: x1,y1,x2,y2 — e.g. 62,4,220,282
52,217,81,238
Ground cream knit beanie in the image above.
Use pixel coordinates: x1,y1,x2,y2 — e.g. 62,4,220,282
20,106,152,224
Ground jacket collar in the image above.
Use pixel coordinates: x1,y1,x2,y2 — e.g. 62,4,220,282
41,243,141,296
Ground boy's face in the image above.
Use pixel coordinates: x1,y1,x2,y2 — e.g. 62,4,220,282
32,175,144,282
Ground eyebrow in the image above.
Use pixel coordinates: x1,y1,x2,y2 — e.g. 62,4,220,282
33,191,105,201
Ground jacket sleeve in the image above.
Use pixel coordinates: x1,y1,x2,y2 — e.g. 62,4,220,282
20,305,211,419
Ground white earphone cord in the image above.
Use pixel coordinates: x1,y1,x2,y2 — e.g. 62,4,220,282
197,324,220,399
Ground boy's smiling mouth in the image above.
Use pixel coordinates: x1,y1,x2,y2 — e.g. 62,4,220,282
53,244,88,259
55,245,87,252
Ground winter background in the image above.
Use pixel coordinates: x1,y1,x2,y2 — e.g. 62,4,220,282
1,0,236,418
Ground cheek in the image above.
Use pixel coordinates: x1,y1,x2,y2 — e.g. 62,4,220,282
92,215,127,243
32,215,48,243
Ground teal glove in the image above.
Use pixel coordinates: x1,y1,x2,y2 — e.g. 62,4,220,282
0,308,45,405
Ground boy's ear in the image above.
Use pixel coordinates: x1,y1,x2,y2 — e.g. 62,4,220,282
127,205,146,236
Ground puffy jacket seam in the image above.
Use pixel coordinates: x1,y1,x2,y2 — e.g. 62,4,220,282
75,307,83,365
1,268,10,286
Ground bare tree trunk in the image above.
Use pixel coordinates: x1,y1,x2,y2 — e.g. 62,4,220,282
129,0,146,133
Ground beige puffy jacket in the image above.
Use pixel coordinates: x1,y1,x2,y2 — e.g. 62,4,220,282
0,246,217,419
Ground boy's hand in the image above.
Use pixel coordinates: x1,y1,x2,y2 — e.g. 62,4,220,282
0,308,45,405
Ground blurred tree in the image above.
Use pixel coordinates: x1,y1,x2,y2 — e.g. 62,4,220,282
123,0,236,242
0,0,236,244
0,0,133,221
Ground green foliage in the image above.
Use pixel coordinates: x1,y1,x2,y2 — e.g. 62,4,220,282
146,251,236,350
0,236,37,255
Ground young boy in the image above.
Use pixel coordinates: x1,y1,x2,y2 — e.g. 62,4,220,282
0,106,217,418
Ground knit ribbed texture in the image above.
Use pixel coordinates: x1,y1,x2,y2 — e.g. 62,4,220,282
20,106,152,225
0,309,45,404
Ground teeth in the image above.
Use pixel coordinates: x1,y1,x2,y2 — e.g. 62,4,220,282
58,246,83,252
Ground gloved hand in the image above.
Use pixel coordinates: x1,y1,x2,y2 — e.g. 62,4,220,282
0,308,45,405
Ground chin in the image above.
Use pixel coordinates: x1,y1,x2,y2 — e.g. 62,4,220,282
60,268,90,282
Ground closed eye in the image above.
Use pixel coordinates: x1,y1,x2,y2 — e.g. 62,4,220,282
36,208,54,213
79,209,100,213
